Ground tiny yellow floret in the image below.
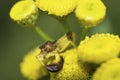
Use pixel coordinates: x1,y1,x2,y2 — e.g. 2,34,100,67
93,58,120,80
50,49,89,80
35,0,78,17
20,47,48,80
75,0,106,28
78,33,120,64
10,0,38,26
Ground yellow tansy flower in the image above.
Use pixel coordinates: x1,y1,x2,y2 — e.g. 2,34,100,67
20,47,48,80
78,33,120,64
50,49,89,80
35,0,78,17
75,0,106,28
93,58,120,80
10,0,38,26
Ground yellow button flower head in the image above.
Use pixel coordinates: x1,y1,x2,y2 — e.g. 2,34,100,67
20,47,48,80
75,0,106,28
93,58,120,80
78,33,120,64
10,0,38,26
35,0,78,17
50,49,89,80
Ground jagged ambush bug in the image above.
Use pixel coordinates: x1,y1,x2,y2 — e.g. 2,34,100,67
37,41,63,72
37,32,76,72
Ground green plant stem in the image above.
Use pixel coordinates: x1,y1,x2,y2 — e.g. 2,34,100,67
56,17,70,32
33,25,53,41
80,27,88,41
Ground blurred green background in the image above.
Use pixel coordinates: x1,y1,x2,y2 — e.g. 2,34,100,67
0,0,120,80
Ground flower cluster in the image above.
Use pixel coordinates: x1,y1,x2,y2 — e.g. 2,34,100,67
93,58,120,80
9,0,120,80
10,0,38,26
9,0,106,28
20,47,48,80
50,49,89,80
75,0,106,28
78,33,120,63
20,33,120,80
35,0,78,17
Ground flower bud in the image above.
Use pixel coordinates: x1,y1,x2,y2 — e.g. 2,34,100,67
10,0,39,26
75,0,106,28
